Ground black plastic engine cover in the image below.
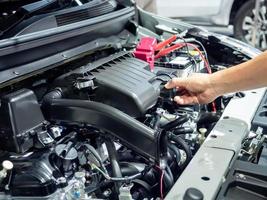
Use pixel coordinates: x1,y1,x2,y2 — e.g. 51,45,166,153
53,52,160,117
9,151,57,197
91,53,160,117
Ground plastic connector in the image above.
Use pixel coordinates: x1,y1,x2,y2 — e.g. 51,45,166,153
133,37,157,71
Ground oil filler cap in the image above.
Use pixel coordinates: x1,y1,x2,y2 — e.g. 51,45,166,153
183,188,204,200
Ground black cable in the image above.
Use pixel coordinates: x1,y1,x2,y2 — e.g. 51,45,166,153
189,55,198,72
192,39,210,66
177,35,199,72
155,72,173,79
177,35,190,57
171,71,178,77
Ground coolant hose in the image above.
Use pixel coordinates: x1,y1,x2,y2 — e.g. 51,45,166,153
166,165,174,185
168,142,181,165
105,138,122,178
197,112,220,130
172,127,194,135
169,134,192,169
163,169,173,192
105,138,122,194
161,115,189,131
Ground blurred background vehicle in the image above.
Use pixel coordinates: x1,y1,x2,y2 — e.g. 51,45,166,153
156,0,267,50
135,0,157,13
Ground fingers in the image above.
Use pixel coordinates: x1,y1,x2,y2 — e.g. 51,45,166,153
165,78,186,89
173,95,199,105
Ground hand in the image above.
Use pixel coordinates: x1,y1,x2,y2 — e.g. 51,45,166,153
164,73,219,105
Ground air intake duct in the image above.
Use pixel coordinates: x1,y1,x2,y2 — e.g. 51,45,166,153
43,91,166,162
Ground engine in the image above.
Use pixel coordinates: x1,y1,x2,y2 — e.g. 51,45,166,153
0,30,264,200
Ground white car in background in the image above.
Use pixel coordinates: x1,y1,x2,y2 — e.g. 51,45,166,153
157,0,267,49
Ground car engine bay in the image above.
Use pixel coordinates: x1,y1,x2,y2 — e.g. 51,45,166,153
0,1,266,200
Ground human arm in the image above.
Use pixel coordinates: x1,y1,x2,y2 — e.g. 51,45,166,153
165,51,267,105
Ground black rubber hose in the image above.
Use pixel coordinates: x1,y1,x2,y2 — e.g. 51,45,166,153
172,127,194,135
120,162,146,176
197,112,220,129
165,165,174,185
152,114,161,129
42,88,63,104
163,169,173,192
168,142,181,165
105,138,122,178
161,115,189,131
105,138,122,194
169,134,192,168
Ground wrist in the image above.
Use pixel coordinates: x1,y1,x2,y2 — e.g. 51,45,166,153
208,72,225,97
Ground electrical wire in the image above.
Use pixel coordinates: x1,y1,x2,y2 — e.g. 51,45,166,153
82,144,108,174
177,35,190,58
156,73,173,79
182,43,212,74
155,165,164,200
91,163,142,182
177,36,198,73
192,39,210,67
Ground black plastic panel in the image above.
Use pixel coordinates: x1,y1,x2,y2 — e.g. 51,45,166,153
0,89,45,153
9,151,57,197
252,90,267,132
216,160,267,200
0,7,135,73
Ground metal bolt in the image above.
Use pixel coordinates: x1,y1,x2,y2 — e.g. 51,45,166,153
103,189,112,197
237,173,246,180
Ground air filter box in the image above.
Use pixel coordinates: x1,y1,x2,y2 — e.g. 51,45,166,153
90,53,161,117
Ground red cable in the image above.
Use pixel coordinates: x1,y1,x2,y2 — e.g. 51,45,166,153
155,35,178,51
155,165,164,199
181,43,212,74
155,43,184,59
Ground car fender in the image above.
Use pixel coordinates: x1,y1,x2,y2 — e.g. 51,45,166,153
210,0,235,26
